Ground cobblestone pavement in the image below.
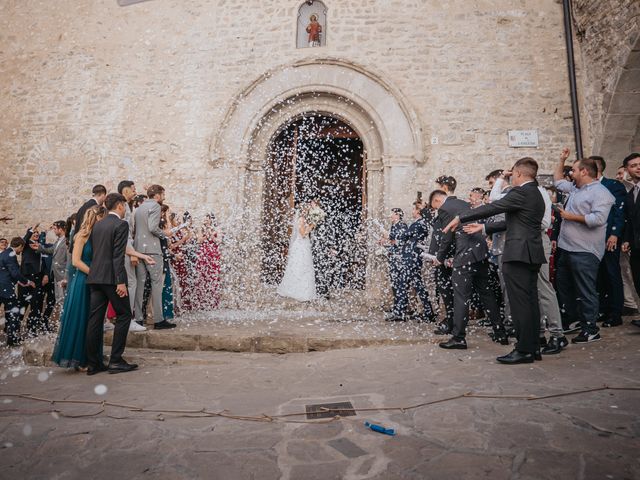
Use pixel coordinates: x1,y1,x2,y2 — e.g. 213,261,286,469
1,324,639,479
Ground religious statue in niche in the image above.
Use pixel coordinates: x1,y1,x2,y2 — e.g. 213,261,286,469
306,14,322,47
296,0,327,49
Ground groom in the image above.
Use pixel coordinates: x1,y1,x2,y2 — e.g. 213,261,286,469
85,192,137,375
309,198,333,298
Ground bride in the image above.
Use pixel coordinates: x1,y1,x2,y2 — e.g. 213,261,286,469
277,206,318,302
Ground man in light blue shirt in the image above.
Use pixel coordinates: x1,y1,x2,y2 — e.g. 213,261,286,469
554,148,615,344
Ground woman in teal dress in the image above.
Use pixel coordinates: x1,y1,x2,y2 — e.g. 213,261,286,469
52,206,106,369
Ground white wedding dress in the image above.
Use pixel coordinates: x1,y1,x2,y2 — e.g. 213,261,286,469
277,212,318,302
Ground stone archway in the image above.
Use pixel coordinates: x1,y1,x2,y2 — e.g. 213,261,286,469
598,35,640,164
209,59,424,305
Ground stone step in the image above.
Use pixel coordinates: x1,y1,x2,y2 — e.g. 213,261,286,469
103,329,435,354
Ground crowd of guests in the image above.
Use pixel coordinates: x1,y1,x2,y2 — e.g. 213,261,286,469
0,181,222,373
382,148,640,364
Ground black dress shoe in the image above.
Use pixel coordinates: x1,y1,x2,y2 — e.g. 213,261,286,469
602,318,623,328
154,320,177,330
494,333,510,345
496,349,534,364
418,312,438,323
631,319,640,328
541,336,566,355
108,361,138,374
434,324,451,335
439,337,467,349
87,364,108,376
534,350,542,361
622,306,639,316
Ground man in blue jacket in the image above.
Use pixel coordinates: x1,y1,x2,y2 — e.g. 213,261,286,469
385,202,436,322
0,238,35,346
592,156,627,327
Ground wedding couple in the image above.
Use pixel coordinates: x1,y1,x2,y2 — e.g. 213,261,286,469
277,200,332,302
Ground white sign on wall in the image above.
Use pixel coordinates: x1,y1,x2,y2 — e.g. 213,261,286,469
508,130,539,148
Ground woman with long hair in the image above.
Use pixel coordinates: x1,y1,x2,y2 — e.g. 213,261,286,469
51,205,106,369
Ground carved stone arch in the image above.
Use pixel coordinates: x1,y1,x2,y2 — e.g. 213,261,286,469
210,58,425,169
209,59,425,305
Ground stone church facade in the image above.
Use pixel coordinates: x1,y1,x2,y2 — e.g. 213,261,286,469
0,0,638,304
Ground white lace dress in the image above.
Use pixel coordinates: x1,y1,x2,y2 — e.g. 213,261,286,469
277,213,318,302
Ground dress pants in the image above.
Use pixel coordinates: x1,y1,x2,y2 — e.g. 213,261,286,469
555,248,600,335
41,280,56,330
620,250,638,309
451,259,504,340
18,272,45,335
388,254,403,300
538,235,563,338
496,255,512,324
86,284,132,368
135,254,164,324
124,254,137,319
597,246,623,322
433,264,454,329
501,261,541,354
1,295,22,346
393,257,434,317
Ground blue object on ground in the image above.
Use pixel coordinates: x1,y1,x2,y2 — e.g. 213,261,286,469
364,421,396,436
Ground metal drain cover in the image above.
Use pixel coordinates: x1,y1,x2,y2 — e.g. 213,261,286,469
305,401,356,419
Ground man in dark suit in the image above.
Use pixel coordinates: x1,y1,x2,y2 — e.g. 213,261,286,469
427,190,455,334
386,202,436,322
621,152,640,329
309,198,334,297
591,156,627,327
0,238,34,346
436,193,508,350
71,184,107,252
85,192,137,375
444,157,546,364
381,207,407,304
19,225,48,335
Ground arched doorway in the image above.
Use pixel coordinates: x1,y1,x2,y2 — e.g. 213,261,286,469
261,114,366,290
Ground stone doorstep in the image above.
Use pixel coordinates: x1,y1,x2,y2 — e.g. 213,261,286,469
103,330,436,354
20,332,437,366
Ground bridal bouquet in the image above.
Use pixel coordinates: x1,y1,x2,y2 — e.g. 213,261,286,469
306,206,326,225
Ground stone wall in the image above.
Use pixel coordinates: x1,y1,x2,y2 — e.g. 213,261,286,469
0,0,576,235
572,0,640,162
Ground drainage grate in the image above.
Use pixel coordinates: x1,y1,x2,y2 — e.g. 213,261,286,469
305,401,356,419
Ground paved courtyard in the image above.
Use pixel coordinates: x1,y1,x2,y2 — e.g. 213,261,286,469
0,321,639,479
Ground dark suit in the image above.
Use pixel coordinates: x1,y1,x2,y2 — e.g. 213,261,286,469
19,228,47,334
460,182,545,353
387,220,408,300
429,212,454,328
443,199,505,340
310,214,336,295
597,177,626,323
85,213,131,368
623,183,640,297
392,217,434,318
0,248,29,345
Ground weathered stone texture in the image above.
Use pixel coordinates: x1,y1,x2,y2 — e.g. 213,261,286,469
572,0,640,160
0,0,576,232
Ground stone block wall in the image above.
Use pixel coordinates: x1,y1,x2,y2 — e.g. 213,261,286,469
572,0,640,160
0,0,576,234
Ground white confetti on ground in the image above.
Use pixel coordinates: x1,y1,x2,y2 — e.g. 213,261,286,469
94,384,108,395
22,424,32,436
37,371,49,382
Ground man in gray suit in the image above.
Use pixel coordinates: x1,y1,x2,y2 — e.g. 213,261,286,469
50,221,68,303
134,184,175,330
